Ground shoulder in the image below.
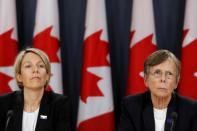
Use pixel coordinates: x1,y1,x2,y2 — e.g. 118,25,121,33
50,91,68,101
0,91,21,102
121,91,149,112
43,91,69,106
0,91,22,113
176,94,197,108
122,91,147,106
175,94,197,122
119,91,149,126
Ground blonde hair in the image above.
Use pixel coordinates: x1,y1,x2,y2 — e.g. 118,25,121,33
14,48,51,89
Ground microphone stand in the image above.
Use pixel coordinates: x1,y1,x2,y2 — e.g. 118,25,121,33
4,110,13,131
170,112,178,131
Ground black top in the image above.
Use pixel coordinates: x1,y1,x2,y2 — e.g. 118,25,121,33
118,91,197,131
0,91,71,131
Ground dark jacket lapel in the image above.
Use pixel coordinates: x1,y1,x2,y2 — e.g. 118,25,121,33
35,91,51,131
165,92,177,131
143,106,155,131
142,91,178,131
8,91,23,131
143,92,155,131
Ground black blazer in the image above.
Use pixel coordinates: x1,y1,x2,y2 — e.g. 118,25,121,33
0,91,71,131
118,91,197,131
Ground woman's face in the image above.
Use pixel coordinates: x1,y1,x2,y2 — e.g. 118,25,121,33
17,52,49,90
144,59,179,99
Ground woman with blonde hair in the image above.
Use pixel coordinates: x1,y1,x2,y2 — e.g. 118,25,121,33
0,48,70,131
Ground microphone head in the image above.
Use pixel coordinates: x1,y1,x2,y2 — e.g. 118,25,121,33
7,110,13,117
171,112,178,120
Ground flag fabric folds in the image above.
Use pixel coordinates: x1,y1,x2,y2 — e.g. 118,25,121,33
77,0,115,131
33,0,63,94
126,0,157,95
178,0,197,100
0,0,19,94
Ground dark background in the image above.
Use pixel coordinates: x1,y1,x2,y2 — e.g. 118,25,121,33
15,0,186,130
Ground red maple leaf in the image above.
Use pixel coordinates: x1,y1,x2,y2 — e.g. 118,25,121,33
0,72,12,94
129,31,135,42
33,26,60,62
45,73,53,92
81,30,110,103
181,29,189,41
0,28,18,66
45,85,53,92
178,29,197,100
78,111,114,131
126,31,157,95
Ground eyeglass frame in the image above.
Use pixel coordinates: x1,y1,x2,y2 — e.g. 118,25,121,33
148,69,176,79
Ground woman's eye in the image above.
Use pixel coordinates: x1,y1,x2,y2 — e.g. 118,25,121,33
155,70,161,75
167,72,173,76
39,64,45,68
166,72,171,75
24,65,31,68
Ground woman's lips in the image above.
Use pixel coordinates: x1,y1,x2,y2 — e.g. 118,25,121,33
31,76,41,80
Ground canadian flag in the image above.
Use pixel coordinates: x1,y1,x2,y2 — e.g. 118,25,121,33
126,0,157,95
33,0,63,94
178,0,197,100
77,0,115,131
0,0,19,94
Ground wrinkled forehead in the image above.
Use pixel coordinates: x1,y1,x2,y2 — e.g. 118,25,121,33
148,58,177,72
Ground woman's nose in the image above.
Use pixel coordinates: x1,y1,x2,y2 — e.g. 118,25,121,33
160,73,166,83
33,65,39,73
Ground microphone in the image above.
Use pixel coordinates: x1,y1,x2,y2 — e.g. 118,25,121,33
4,110,13,131
170,112,178,131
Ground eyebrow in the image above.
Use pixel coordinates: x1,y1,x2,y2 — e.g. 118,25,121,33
22,60,44,64
153,69,175,73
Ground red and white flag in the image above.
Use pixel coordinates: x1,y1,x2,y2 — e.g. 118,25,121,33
178,0,197,100
126,0,157,95
77,0,115,131
33,0,63,94
0,0,19,94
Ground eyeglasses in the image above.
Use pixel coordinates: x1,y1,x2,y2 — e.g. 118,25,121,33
149,69,175,79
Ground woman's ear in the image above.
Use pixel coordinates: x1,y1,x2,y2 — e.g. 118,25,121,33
176,75,180,84
175,75,180,89
17,73,22,82
144,74,148,87
47,73,51,82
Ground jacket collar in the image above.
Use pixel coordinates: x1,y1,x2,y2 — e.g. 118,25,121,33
35,91,51,131
8,91,52,131
142,91,177,131
8,91,23,131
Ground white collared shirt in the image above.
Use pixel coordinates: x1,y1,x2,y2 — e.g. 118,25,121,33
22,107,40,131
154,108,167,131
